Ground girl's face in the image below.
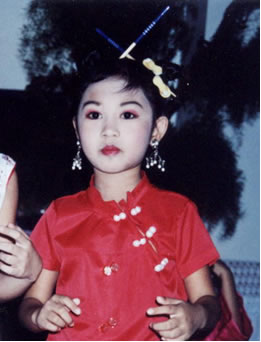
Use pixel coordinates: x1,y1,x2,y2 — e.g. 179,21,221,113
74,77,155,176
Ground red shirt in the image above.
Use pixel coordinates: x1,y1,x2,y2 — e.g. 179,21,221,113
31,173,219,341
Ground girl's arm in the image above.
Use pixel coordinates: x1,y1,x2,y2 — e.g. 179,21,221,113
147,266,220,340
0,170,18,225
212,260,243,331
19,268,81,333
19,268,59,332
184,265,221,335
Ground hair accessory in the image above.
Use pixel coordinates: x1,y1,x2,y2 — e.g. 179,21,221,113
95,6,175,99
96,28,135,60
146,139,165,172
72,140,82,170
143,58,163,75
119,6,170,59
143,58,176,98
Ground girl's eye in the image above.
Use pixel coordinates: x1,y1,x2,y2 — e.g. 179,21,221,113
121,112,138,119
86,111,101,119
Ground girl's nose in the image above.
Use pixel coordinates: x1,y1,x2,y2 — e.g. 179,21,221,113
101,119,120,137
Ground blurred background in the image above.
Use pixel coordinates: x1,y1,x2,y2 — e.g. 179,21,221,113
0,0,259,340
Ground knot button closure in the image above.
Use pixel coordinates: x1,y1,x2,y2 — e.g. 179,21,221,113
104,266,112,276
132,237,147,247
154,258,169,272
113,212,126,222
103,262,119,276
146,226,157,238
130,206,141,216
99,317,118,333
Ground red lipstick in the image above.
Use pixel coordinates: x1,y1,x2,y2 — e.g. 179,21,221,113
101,145,120,155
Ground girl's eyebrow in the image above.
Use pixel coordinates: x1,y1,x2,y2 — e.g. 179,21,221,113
81,100,100,109
120,101,143,108
81,100,143,109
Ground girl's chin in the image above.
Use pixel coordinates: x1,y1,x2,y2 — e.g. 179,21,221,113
93,165,141,175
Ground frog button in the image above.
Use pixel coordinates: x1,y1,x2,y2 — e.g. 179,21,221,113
108,317,118,328
99,322,110,333
110,263,119,272
99,317,118,333
104,266,112,276
103,262,119,276
113,212,126,222
130,206,141,216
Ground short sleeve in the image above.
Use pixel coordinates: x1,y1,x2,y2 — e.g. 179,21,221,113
30,202,60,271
175,200,220,279
0,153,16,209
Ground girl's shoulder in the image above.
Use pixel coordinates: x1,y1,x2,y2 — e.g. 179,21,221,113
150,183,192,203
148,184,198,214
51,189,88,212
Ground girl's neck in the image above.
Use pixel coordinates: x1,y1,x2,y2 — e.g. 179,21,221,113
94,168,142,202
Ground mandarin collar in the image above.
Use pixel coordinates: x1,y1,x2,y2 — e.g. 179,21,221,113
85,172,151,214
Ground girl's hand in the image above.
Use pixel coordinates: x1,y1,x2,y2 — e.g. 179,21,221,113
0,223,42,281
33,295,81,332
147,296,205,341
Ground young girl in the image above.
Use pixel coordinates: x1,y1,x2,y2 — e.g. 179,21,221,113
19,57,221,341
0,153,42,302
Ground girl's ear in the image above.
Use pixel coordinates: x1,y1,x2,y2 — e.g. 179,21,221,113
72,116,79,139
151,116,169,142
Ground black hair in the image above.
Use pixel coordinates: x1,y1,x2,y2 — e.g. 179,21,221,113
71,51,180,123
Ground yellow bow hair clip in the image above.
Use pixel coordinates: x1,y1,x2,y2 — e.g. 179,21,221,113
142,58,163,75
143,58,176,98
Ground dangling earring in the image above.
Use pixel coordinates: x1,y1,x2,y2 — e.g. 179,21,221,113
72,140,82,170
146,139,165,172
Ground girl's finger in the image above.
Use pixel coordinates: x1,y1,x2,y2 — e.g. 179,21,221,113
156,296,183,305
158,326,184,340
150,317,178,332
73,298,80,305
147,305,177,317
64,297,81,316
55,306,75,327
53,295,81,316
42,318,62,333
47,311,67,329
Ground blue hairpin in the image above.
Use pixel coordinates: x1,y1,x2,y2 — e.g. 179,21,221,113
96,28,124,52
119,6,170,59
96,28,135,60
136,6,170,44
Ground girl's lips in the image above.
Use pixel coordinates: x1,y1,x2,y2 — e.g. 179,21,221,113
101,145,121,155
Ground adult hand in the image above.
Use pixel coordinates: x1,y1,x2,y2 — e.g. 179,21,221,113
0,223,42,281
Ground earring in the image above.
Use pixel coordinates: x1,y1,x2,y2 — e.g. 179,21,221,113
72,140,82,170
146,139,165,172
